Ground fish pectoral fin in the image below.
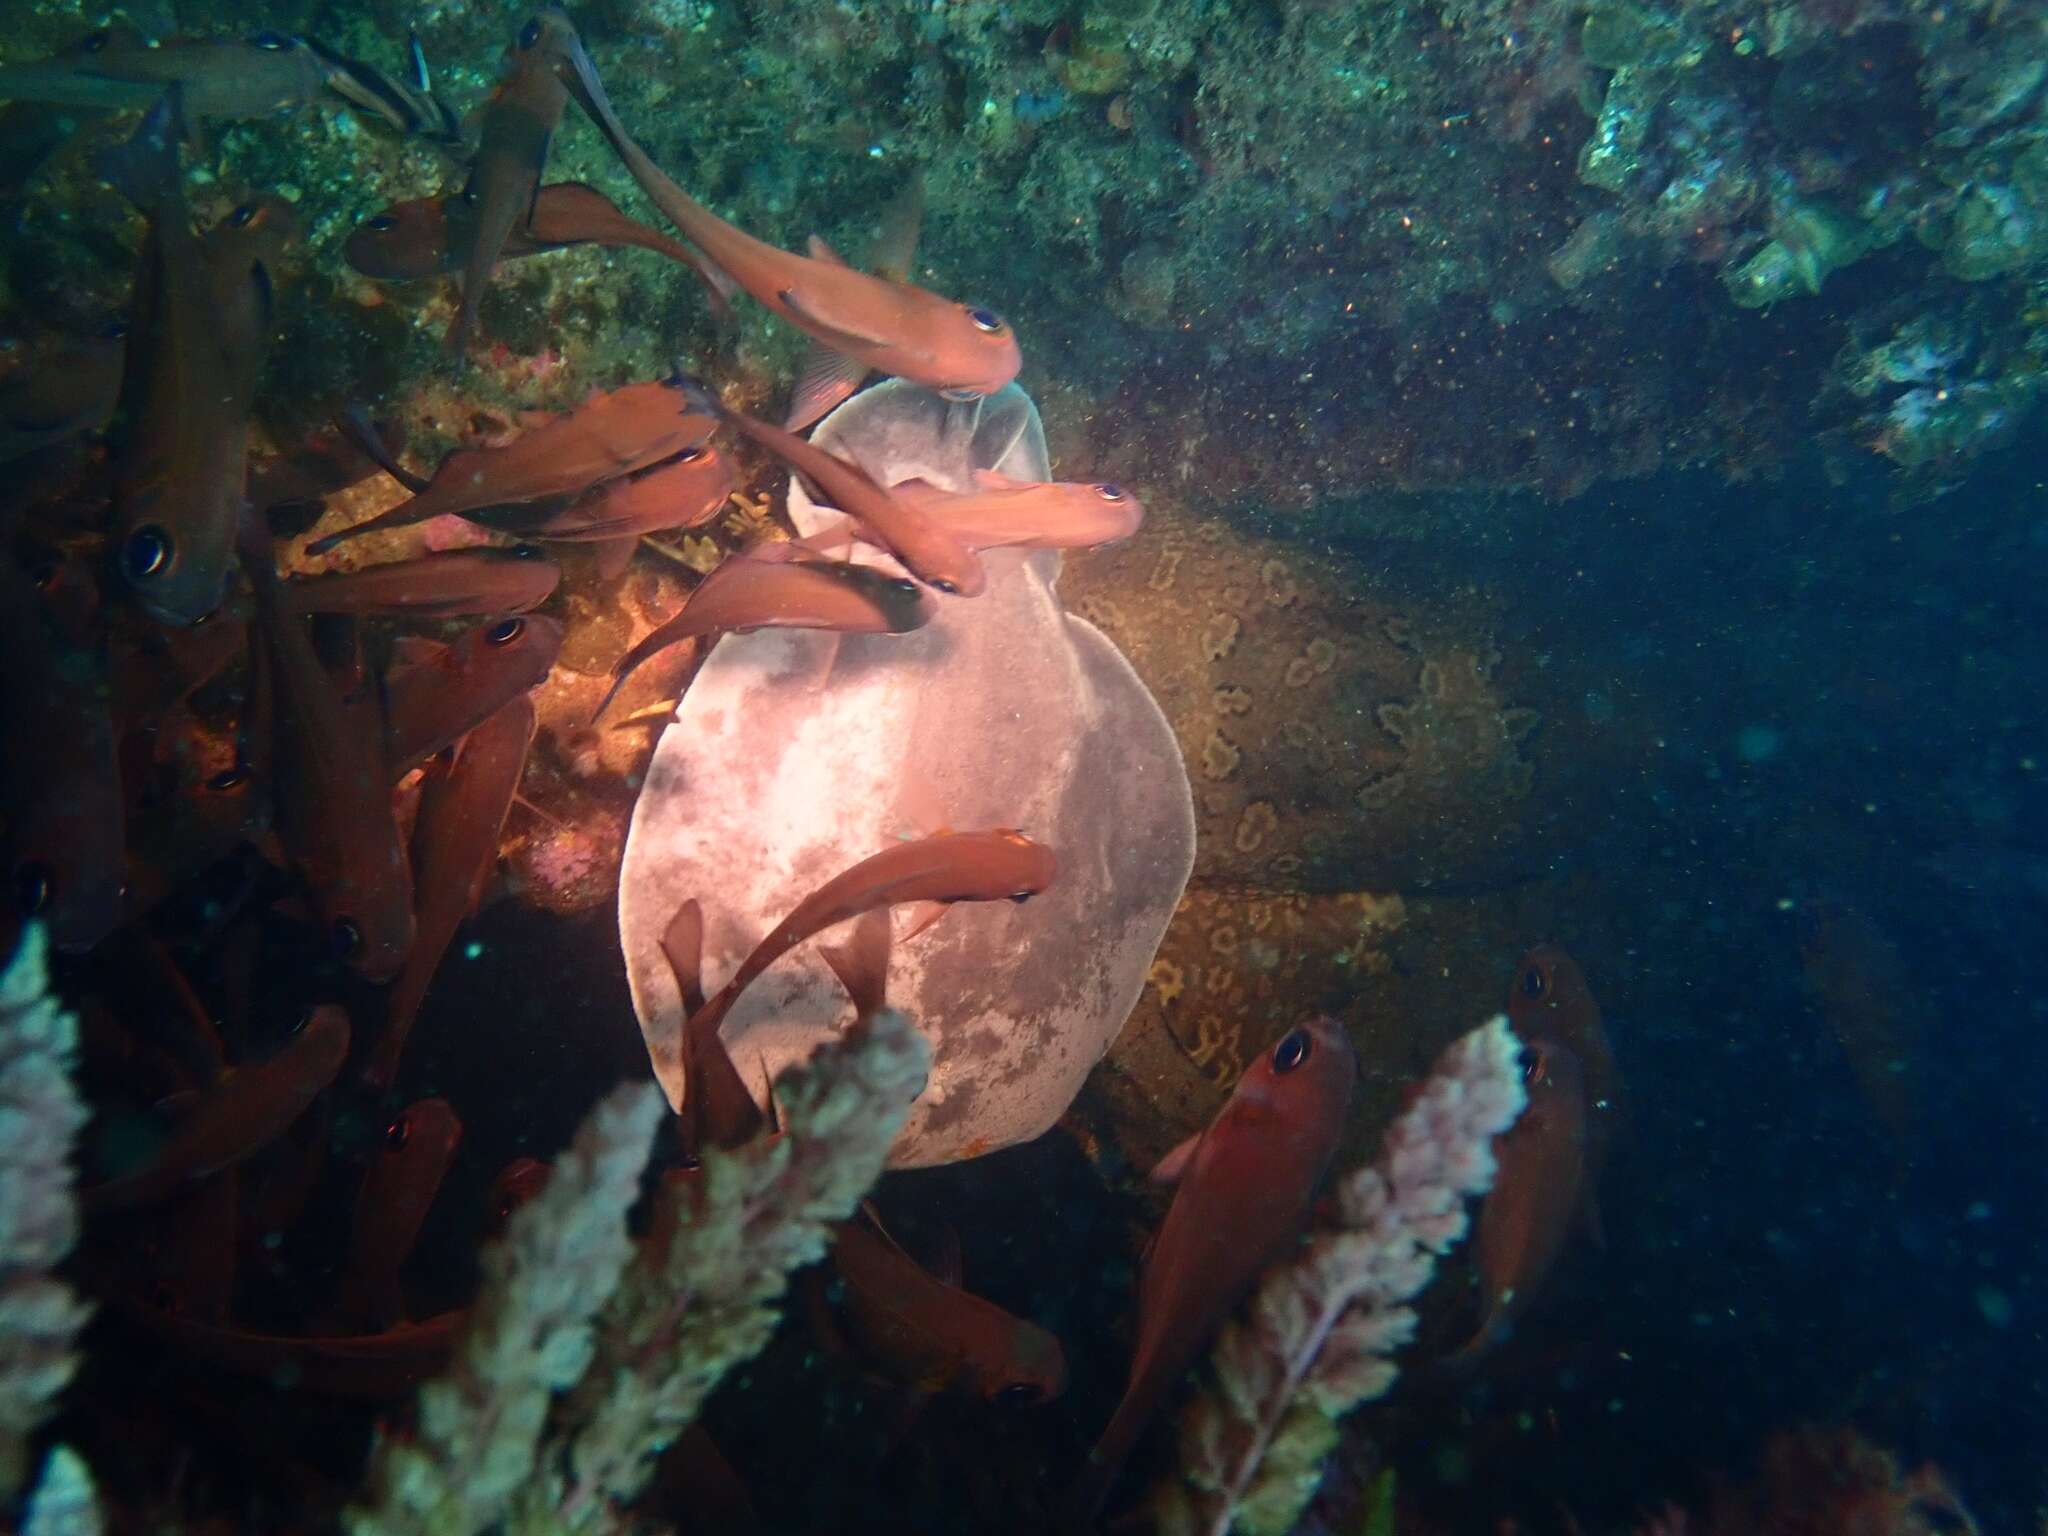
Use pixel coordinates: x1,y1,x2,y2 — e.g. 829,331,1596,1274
775,287,896,354
784,341,869,433
805,234,853,268
1148,1130,1202,1186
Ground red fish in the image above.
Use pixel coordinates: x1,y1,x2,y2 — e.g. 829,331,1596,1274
467,442,735,543
305,376,714,553
1451,1035,1588,1363
659,898,760,1152
122,1302,462,1398
823,1215,1067,1405
380,615,562,780
595,547,933,720
244,517,416,977
783,171,926,430
1506,944,1619,1187
0,557,125,952
365,697,536,1093
83,1005,351,1212
803,469,1144,560
657,830,1057,1122
346,181,732,318
444,14,570,358
104,102,295,624
329,1097,463,1330
285,545,560,617
677,376,984,596
0,326,124,464
1077,1016,1356,1519
552,26,1021,400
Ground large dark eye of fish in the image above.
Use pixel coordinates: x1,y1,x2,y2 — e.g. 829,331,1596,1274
97,316,130,340
486,617,525,646
83,29,113,53
15,862,54,916
229,203,259,228
386,1115,412,1150
205,766,250,792
1095,483,1126,501
1271,1027,1312,1074
886,578,919,597
1008,888,1037,903
1520,964,1548,1001
122,525,173,581
677,445,706,462
993,1382,1043,1407
518,17,543,49
1518,1046,1546,1086
248,29,294,49
364,213,398,232
930,576,961,595
331,918,363,960
964,305,1007,335
510,543,545,560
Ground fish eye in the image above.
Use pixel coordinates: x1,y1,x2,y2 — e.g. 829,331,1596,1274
290,1009,314,1035
1520,965,1548,1001
1095,483,1125,501
331,918,362,959
151,1280,185,1315
930,577,961,595
964,305,1006,335
386,1115,412,1150
518,18,543,48
886,578,920,596
248,29,294,49
510,543,545,560
1271,1028,1312,1074
97,316,130,340
1518,1046,1545,1085
28,559,60,589
229,203,259,228
994,1382,1044,1407
364,213,398,232
205,766,250,792
678,1152,702,1172
677,445,706,462
122,525,173,581
83,29,112,52
1008,888,1035,903
485,617,525,646
14,862,54,916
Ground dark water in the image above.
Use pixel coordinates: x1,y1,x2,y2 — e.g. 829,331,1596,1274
2,3,2045,1533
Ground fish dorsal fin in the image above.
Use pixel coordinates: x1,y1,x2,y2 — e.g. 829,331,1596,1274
775,287,898,354
869,171,925,285
805,234,852,267
888,477,944,508
819,906,892,1023
1149,1129,1202,1186
970,467,1033,492
784,343,869,433
660,898,708,1017
894,768,952,840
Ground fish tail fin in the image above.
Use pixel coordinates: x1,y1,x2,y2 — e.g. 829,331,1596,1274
819,907,891,1024
97,89,183,210
338,402,429,492
664,364,726,422
660,899,708,1018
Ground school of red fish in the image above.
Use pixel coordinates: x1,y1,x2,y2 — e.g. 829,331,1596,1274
0,7,1619,1524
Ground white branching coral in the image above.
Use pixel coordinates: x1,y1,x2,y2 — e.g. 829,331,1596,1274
1154,1015,1528,1536
0,925,93,1506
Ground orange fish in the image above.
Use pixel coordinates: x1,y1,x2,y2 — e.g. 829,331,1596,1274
306,376,714,553
676,376,984,596
329,1097,463,1330
468,442,734,542
347,181,731,318
803,469,1144,560
1076,1017,1356,1520
822,1215,1067,1404
595,547,933,720
658,830,1057,1123
443,13,570,358
0,325,125,464
553,25,1020,400
285,545,560,618
123,1302,462,1398
1451,1035,1588,1363
365,697,536,1093
84,1006,351,1212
